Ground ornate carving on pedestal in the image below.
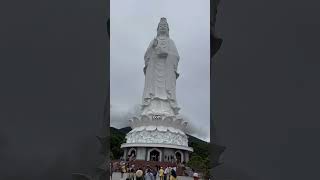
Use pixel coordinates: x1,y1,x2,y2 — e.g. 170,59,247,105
129,114,188,133
125,129,188,146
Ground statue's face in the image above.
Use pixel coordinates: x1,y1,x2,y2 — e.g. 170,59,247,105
158,22,169,34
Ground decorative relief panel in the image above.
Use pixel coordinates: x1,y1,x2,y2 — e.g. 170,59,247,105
125,129,188,147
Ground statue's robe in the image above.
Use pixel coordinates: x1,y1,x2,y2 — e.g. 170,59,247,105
142,36,180,115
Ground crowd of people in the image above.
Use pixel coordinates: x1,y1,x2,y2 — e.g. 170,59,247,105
113,162,178,180
111,161,201,180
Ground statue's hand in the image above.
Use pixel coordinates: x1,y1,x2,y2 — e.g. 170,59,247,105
156,47,168,57
152,38,158,48
143,66,147,75
158,53,168,58
175,71,180,79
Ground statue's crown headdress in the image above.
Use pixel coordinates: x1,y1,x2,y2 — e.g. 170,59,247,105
157,17,169,30
157,17,169,37
160,17,167,24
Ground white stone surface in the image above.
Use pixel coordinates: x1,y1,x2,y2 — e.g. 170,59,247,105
163,148,175,161
122,18,192,153
136,147,146,160
142,18,180,117
126,129,188,146
129,115,188,132
121,143,193,152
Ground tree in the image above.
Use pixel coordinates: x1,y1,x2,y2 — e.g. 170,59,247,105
187,155,211,179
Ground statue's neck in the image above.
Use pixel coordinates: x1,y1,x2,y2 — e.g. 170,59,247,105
158,34,168,39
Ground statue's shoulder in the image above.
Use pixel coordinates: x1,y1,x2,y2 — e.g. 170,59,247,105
168,38,176,44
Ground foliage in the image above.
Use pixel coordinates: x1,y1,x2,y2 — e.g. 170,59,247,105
188,140,209,159
186,135,211,179
110,127,126,160
187,155,211,179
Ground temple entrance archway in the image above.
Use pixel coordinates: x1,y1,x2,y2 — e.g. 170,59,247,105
150,150,159,161
128,148,136,160
175,150,184,163
147,148,162,162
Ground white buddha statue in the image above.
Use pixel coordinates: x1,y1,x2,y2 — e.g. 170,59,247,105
142,17,180,117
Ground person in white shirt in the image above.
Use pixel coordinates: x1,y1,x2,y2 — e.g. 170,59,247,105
193,172,199,180
164,167,169,180
144,169,155,180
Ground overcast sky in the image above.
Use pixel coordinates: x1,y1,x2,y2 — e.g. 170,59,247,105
110,0,210,141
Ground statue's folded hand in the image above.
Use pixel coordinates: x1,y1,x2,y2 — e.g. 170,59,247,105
158,52,168,58
156,47,168,57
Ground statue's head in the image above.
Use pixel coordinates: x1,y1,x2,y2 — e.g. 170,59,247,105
157,17,169,37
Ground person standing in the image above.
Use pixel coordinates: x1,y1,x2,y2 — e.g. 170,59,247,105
152,168,157,180
169,169,177,180
110,162,113,179
126,163,130,173
121,163,126,179
136,168,144,180
164,166,169,180
159,167,164,180
127,168,135,180
145,169,155,180
193,172,199,180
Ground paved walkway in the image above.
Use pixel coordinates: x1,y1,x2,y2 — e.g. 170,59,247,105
111,172,195,180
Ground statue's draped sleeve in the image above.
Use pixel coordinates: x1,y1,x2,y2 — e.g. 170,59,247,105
144,40,154,74
169,39,180,78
